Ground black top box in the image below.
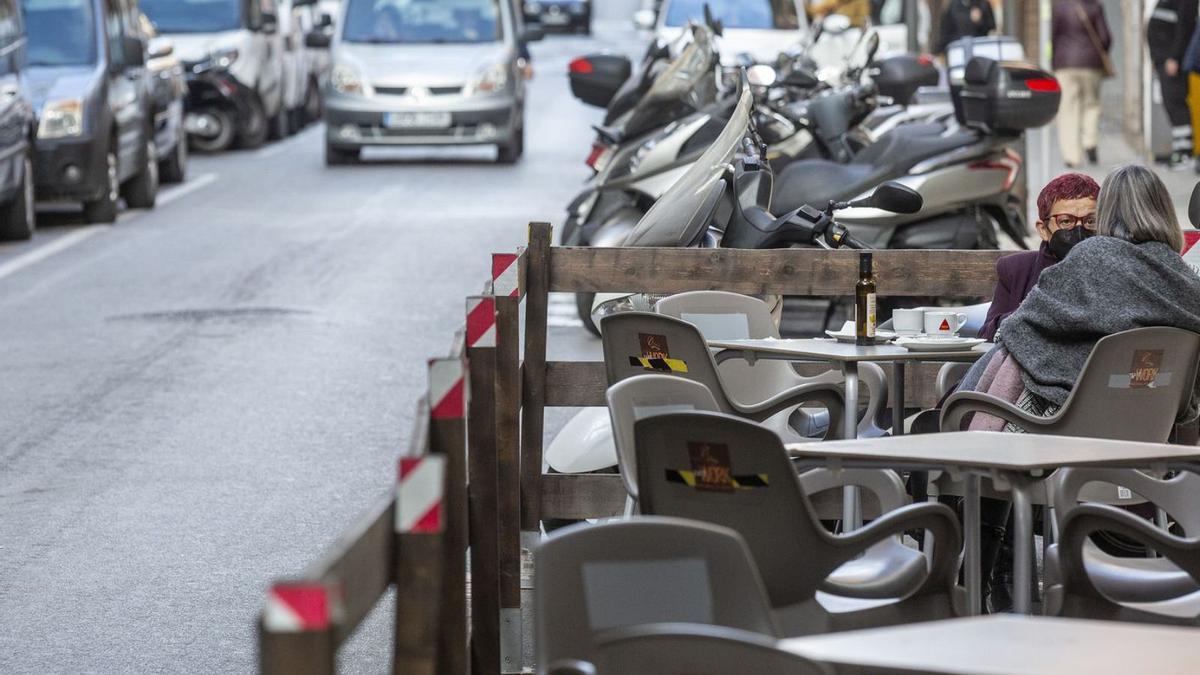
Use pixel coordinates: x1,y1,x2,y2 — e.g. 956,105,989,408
958,57,1061,136
872,54,940,107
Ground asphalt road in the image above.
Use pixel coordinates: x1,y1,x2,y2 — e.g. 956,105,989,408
0,10,641,672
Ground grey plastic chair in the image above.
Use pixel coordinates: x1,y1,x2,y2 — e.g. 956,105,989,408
941,327,1200,439
635,411,965,635
593,623,832,675
534,516,780,673
655,290,888,437
600,312,845,440
1046,503,1200,625
1045,468,1200,604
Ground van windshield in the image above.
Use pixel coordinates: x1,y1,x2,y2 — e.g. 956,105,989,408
21,0,98,66
142,0,242,34
663,0,798,29
342,0,502,44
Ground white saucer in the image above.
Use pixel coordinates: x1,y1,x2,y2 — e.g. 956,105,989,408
894,336,985,352
825,329,897,343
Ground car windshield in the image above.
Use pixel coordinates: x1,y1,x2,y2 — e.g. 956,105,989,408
342,0,501,44
663,0,797,29
141,0,242,34
22,0,98,66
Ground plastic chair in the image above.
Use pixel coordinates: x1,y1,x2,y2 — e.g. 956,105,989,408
655,290,888,437
593,623,832,675
635,411,965,635
599,312,845,440
1044,468,1200,604
1046,503,1200,625
535,516,780,672
941,327,1200,440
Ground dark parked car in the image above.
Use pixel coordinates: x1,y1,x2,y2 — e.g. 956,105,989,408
523,0,589,33
0,0,36,240
22,0,160,223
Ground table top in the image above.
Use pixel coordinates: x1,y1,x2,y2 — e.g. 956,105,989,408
786,431,1200,473
779,615,1200,675
709,337,991,363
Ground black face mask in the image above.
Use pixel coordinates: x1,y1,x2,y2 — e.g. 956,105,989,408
1047,226,1093,260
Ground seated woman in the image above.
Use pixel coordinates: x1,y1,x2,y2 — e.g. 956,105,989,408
979,172,1100,342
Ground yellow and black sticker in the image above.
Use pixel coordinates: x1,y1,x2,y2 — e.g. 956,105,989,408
665,469,769,490
661,441,769,492
629,356,689,373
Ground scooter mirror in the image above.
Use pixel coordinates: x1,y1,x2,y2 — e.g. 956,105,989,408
1190,182,1200,229
782,68,818,88
633,9,656,30
747,65,777,87
864,31,880,64
858,181,922,214
822,13,851,34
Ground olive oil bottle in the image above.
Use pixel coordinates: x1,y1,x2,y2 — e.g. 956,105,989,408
855,252,877,346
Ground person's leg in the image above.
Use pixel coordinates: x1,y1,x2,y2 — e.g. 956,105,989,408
1079,68,1102,165
1157,62,1194,166
1055,68,1083,167
978,496,1012,612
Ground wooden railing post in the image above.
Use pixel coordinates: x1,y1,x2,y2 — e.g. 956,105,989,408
492,253,524,673
259,582,337,675
466,292,501,674
520,223,552,548
394,449,445,675
428,356,469,675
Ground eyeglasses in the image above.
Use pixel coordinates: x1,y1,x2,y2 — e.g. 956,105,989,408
1048,213,1098,231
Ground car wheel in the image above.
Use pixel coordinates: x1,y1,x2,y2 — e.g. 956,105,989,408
0,153,35,241
189,107,236,153
497,123,524,164
303,79,322,124
235,96,269,149
82,149,119,224
268,104,289,141
122,135,159,209
325,142,360,166
160,134,188,184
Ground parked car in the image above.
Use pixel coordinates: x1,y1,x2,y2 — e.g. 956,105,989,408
277,0,322,133
141,0,288,150
312,0,542,165
635,0,808,64
0,0,35,240
523,0,588,34
140,13,188,182
22,0,159,223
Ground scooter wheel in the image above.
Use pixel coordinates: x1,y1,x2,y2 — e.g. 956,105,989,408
188,107,236,153
576,291,600,337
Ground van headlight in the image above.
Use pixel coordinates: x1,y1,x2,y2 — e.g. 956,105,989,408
211,47,239,69
467,62,509,95
38,99,84,139
331,63,367,95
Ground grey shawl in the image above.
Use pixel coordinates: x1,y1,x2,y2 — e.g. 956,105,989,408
997,236,1200,420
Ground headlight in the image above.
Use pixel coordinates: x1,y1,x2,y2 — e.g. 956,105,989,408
211,47,239,69
524,2,541,14
331,63,367,95
38,99,84,139
467,62,509,95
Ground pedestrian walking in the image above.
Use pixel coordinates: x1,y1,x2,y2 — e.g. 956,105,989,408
1052,0,1112,168
934,0,995,56
1147,0,1198,169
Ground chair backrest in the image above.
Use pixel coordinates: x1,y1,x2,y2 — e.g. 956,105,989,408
1050,468,1200,536
633,411,847,608
600,312,736,412
535,517,779,669
607,374,721,500
594,623,831,675
1047,327,1200,442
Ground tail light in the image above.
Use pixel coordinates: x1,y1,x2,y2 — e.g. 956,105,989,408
968,147,1022,191
1024,77,1060,93
585,141,612,172
569,57,594,75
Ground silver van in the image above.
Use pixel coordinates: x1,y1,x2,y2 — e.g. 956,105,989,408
312,0,540,164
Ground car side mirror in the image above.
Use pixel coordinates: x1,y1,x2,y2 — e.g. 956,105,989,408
305,30,333,48
633,9,656,30
147,37,173,60
123,36,145,67
1189,182,1200,229
852,181,922,213
523,21,545,42
746,64,776,87
317,12,333,28
260,12,278,33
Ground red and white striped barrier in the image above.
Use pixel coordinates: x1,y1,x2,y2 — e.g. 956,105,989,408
264,583,331,632
428,358,465,420
492,253,519,298
397,456,445,533
466,296,496,348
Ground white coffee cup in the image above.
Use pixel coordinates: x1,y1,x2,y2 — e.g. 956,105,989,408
925,311,968,337
892,309,924,335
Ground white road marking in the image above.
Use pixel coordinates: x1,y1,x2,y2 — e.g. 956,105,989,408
0,225,108,281
156,172,218,207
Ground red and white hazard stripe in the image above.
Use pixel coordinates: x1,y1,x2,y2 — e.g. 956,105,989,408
397,456,445,533
492,253,519,298
466,296,496,348
428,358,465,419
263,583,331,632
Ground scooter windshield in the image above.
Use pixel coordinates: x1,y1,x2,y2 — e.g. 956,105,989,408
622,84,751,248
619,24,716,136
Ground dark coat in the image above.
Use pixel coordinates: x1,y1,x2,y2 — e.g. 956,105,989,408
936,0,996,55
1052,0,1111,70
1148,0,1199,65
979,243,1058,342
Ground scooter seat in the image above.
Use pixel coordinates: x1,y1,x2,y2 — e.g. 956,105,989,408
772,126,978,214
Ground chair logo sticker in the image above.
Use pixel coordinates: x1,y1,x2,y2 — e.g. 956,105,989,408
631,332,688,373
1130,349,1164,389
665,441,769,492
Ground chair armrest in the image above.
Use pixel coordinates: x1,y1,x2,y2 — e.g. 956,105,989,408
825,502,963,599
940,390,1061,432
730,383,845,439
546,659,598,675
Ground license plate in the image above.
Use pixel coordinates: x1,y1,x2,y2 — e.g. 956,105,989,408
384,111,452,129
542,11,569,24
